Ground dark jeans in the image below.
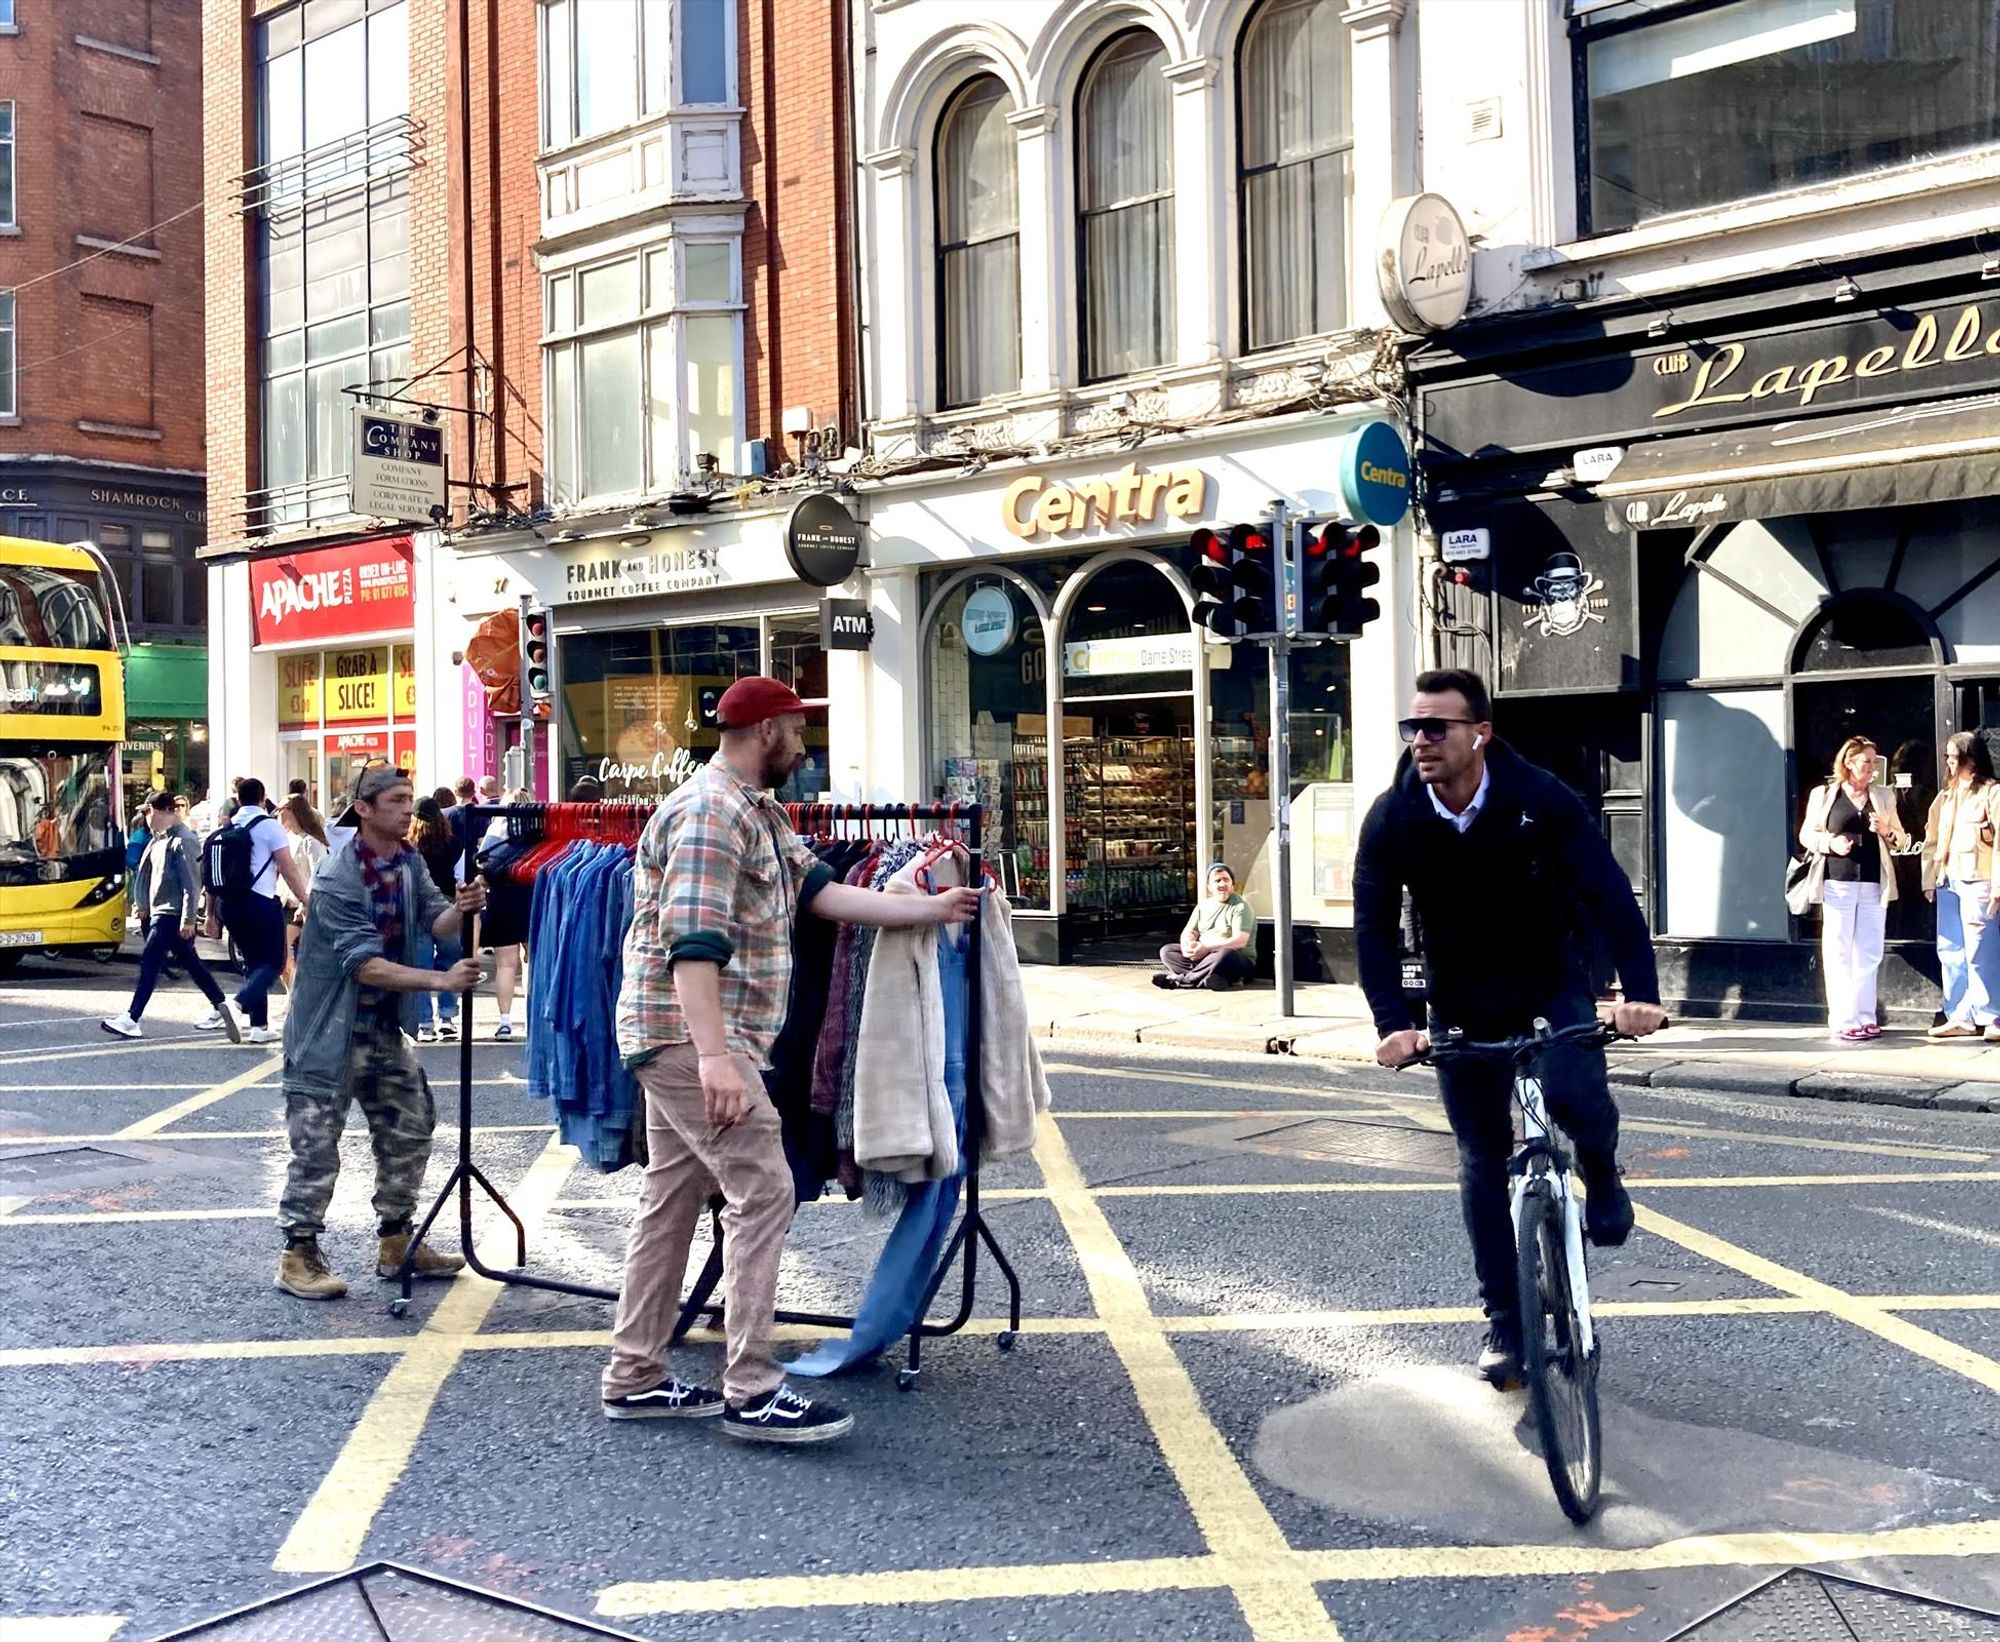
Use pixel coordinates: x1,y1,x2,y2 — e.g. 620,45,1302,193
222,893,288,1028
129,916,226,1019
1158,944,1255,990
1432,991,1620,1320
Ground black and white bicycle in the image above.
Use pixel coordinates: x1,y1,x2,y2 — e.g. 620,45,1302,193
1409,1018,1640,1524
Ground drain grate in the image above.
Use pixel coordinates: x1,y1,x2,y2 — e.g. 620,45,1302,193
151,1561,649,1640
1230,1117,1459,1175
1667,1568,2000,1639
0,1146,138,1185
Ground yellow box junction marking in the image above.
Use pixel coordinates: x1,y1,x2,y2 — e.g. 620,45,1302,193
270,1134,575,1574
115,1056,281,1138
1633,1201,2000,1395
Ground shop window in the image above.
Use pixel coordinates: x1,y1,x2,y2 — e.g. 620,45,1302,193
1657,561,1799,683
1239,0,1350,352
1794,596,1931,671
542,0,734,150
547,238,744,505
1078,32,1174,382
935,76,1021,409
557,622,762,803
1659,687,1788,940
1574,0,2000,235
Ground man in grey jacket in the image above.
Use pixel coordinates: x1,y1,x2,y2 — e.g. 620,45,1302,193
103,792,240,1041
275,764,486,1301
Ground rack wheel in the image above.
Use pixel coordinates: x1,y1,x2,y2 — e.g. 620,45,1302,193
897,1368,919,1391
388,1298,409,1319
997,1330,1017,1352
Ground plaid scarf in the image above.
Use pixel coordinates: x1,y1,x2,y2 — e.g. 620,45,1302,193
353,836,408,1024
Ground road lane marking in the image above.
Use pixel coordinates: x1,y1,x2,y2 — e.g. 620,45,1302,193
0,1040,214,1068
0,1618,128,1641
0,1122,557,1145
270,1134,574,1574
597,1516,2000,1618
1860,1205,2000,1248
115,1056,281,1138
9,1293,2000,1371
1621,1118,1988,1164
1034,1117,1343,1641
1633,1201,2000,1395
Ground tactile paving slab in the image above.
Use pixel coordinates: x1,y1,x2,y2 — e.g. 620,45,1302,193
1667,1568,2000,1639
149,1563,647,1641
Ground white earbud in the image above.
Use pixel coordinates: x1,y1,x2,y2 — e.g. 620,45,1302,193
1472,734,1484,749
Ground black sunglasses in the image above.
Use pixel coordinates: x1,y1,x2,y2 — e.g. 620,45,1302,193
1398,717,1476,744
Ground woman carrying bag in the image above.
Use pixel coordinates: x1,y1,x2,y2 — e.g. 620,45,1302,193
1798,735,1907,1043
1922,732,2000,1042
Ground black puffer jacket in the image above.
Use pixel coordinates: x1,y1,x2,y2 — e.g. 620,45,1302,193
1352,740,1659,1036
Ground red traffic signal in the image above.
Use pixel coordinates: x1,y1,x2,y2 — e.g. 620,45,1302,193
1301,520,1383,639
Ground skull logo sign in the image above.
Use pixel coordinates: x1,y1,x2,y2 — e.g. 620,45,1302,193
1525,552,1608,639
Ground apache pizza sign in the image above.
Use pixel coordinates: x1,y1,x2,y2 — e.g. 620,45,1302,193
249,536,416,647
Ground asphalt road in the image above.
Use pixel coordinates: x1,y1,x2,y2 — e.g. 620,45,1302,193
3,952,2000,1642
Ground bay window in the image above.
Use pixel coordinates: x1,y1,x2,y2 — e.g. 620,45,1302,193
543,0,735,150
546,238,744,506
1576,0,2000,234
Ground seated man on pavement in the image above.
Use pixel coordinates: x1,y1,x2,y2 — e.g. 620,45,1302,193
1155,862,1256,991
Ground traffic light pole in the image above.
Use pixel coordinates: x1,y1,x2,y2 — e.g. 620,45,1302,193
1267,500,1294,1019
517,591,537,799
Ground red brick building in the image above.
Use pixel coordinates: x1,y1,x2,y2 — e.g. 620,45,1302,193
201,0,856,806
0,0,211,792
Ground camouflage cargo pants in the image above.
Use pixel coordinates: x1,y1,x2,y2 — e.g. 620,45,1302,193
278,1019,437,1238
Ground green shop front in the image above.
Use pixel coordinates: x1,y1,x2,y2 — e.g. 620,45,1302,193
121,642,211,799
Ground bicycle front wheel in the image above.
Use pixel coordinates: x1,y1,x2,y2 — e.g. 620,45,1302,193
1516,1179,1601,1523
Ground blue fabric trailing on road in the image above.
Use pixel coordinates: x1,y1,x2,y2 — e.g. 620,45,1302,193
789,923,969,1378
523,841,642,1171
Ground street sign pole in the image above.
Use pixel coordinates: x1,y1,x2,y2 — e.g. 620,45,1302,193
1267,500,1294,1018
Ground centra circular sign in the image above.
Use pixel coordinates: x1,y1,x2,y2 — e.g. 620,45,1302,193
1338,420,1413,527
784,492,865,588
1378,193,1472,334
960,586,1017,657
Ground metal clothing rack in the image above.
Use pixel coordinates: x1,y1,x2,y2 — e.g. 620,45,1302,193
392,798,1023,1389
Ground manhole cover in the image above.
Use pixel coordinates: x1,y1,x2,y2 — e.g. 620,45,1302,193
0,1146,140,1184
1232,1117,1459,1174
149,1561,647,1640
1668,1569,2000,1639
1589,1264,1750,1304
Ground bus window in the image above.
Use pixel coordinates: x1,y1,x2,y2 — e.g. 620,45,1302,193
0,566,113,650
0,748,120,876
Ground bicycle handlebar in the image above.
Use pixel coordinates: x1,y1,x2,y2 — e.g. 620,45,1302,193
1401,1018,1655,1068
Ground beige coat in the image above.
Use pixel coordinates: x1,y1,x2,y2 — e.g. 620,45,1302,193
1799,780,1907,904
851,865,1051,1183
1922,780,2000,891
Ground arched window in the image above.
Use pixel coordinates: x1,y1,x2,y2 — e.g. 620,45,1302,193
1239,0,1350,350
936,76,1020,408
1078,32,1174,382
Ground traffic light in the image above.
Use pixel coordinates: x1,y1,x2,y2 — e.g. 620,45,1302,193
1189,524,1277,638
522,608,553,719
1301,519,1382,639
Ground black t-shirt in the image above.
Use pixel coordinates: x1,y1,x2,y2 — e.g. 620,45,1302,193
1824,788,1880,884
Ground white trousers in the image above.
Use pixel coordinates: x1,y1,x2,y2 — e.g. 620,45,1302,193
1821,879,1886,1033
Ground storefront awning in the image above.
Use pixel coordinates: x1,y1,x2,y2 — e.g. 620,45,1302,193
122,644,209,720
1597,393,2000,529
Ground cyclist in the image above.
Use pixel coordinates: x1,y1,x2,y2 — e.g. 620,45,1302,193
1353,669,1667,1387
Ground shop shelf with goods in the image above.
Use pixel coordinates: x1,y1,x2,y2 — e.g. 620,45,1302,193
1068,733,1196,921
1006,723,1087,907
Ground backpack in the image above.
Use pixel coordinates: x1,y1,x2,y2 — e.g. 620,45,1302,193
202,816,268,900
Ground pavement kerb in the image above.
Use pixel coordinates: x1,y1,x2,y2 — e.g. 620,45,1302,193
1027,1020,2000,1113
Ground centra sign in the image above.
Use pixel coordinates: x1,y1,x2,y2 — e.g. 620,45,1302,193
1003,463,1209,540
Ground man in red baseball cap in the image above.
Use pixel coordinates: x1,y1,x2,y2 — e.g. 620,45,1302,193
603,675,979,1445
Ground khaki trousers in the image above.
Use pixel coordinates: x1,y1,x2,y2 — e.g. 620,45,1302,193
602,1043,796,1405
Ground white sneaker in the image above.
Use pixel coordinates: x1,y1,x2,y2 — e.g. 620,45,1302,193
247,1025,279,1046
493,1018,514,1041
100,1013,142,1039
195,1008,226,1031
417,1023,438,1044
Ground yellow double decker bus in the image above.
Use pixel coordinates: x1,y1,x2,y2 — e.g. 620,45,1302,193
0,538,129,974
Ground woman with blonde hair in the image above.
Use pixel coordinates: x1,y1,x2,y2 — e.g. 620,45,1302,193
276,793,329,990
1922,731,2000,1042
1798,735,1908,1042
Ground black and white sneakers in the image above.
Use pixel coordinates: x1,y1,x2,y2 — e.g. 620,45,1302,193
720,1385,854,1445
602,1378,725,1421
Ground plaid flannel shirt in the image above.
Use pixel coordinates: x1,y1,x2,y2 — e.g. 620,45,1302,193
616,759,832,1069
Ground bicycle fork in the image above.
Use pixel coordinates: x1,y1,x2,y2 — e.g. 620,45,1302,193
1513,1075,1599,1359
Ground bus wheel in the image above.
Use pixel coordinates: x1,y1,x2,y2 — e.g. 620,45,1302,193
91,946,118,964
0,950,20,977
